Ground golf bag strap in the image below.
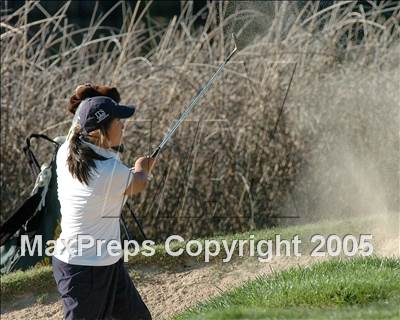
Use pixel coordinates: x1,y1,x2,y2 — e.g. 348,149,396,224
23,134,60,181
25,134,60,148
23,145,40,179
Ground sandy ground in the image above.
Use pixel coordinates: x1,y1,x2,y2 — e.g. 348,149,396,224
0,255,321,320
2,254,397,320
1,218,398,320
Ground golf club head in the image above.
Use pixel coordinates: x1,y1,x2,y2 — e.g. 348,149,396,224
232,33,245,51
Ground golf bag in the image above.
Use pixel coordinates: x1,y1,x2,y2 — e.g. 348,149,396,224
0,134,62,274
0,134,147,274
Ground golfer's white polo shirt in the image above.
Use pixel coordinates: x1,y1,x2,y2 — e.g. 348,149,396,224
53,141,133,266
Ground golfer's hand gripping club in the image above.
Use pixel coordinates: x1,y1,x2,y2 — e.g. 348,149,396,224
135,156,156,175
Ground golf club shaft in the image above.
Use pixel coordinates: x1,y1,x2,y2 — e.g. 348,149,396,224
151,46,238,159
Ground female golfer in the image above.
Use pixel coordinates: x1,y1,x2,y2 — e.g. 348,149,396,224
52,95,154,320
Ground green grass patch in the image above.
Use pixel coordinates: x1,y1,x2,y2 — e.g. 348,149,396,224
1,266,53,299
176,299,400,320
173,256,400,320
130,216,379,266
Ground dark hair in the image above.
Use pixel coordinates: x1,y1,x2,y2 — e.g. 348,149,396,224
67,120,113,185
68,84,121,115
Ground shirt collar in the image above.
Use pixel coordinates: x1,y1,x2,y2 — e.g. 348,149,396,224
81,140,120,160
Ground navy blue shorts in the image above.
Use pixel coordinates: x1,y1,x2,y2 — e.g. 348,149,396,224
52,257,152,320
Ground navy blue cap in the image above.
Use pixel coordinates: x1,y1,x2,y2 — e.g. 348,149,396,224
76,96,136,134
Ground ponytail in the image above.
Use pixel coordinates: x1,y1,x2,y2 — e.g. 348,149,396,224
67,125,108,185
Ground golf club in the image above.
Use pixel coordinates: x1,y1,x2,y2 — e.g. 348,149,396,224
150,33,241,159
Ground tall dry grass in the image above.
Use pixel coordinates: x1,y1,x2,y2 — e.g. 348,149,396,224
1,1,399,240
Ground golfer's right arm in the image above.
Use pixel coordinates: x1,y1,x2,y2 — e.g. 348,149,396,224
124,157,156,196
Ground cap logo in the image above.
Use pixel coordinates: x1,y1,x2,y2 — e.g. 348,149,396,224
94,109,109,123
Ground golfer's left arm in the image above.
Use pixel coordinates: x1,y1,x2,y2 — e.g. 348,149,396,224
124,157,155,196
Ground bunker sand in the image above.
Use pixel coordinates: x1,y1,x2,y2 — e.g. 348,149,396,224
0,255,322,319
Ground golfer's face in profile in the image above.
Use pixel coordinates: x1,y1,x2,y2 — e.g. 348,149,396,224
108,118,124,147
